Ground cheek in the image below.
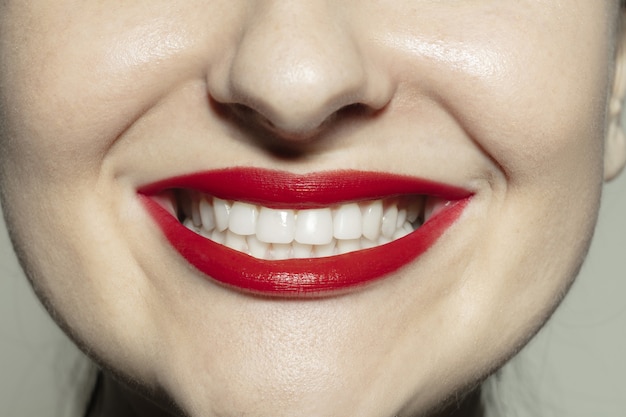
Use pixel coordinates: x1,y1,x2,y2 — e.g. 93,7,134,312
440,4,611,296
389,4,614,388
472,12,610,187
0,3,196,189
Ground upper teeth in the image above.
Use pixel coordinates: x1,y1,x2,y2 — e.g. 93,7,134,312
165,191,434,260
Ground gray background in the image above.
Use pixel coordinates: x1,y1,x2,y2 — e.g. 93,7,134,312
1,174,625,417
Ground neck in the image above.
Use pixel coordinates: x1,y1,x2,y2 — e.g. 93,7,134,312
86,372,483,417
430,388,484,417
85,372,176,417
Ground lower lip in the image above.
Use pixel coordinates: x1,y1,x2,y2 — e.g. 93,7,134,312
139,195,470,297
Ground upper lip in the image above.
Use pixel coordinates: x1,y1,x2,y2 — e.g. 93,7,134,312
137,167,472,207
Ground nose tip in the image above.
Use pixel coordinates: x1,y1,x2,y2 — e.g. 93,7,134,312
229,60,366,138
209,3,392,141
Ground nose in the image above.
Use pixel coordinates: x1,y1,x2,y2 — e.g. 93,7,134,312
209,2,393,141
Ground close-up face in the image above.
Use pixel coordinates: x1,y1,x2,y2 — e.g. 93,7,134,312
1,2,625,417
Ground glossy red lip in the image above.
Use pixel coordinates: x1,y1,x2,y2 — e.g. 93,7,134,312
138,168,472,297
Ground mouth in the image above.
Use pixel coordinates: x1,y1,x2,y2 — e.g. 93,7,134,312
138,168,472,297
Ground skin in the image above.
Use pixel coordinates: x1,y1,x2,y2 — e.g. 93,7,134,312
1,1,625,417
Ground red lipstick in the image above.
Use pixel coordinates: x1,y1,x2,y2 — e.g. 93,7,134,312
139,168,471,296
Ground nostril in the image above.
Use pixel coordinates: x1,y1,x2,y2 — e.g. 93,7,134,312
229,101,379,146
224,94,364,140
229,104,280,135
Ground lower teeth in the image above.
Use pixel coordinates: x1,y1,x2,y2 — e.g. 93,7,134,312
184,219,415,260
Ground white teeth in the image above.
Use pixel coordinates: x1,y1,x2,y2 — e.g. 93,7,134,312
361,200,383,241
228,202,258,236
407,199,422,223
257,208,296,244
199,225,213,239
396,208,407,228
271,243,292,260
333,203,362,240
183,217,198,232
337,238,361,255
225,230,247,252
424,197,448,222
213,197,231,232
393,227,411,240
247,235,270,259
361,237,378,249
314,240,336,257
199,197,216,232
176,192,435,260
381,204,398,239
293,242,313,258
211,229,225,244
295,208,333,245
